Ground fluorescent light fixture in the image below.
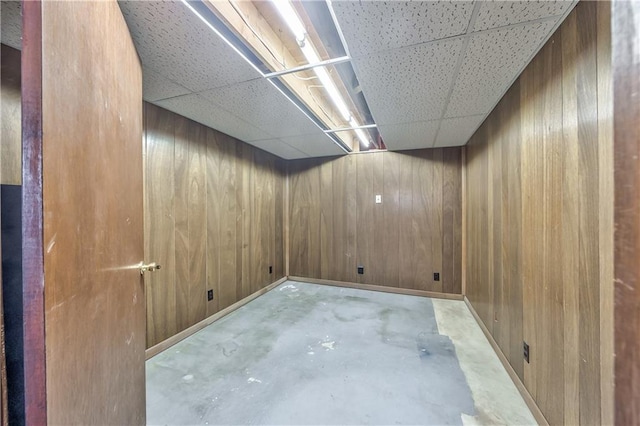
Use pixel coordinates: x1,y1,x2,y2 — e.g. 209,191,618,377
354,128,370,147
272,0,371,148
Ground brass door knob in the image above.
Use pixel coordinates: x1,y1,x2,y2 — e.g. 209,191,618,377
139,262,161,275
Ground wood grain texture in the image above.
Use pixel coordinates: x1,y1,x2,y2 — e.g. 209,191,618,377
217,132,238,311
288,149,463,293
144,104,177,347
174,115,191,332
143,104,286,348
560,11,581,425
596,2,614,424
464,2,612,424
206,128,221,317
382,153,400,288
1,44,21,186
20,1,47,423
612,1,640,425
40,1,145,423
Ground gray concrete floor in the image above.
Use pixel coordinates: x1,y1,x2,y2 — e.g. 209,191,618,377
146,281,535,425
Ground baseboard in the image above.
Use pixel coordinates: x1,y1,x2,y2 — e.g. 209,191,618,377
463,296,548,426
288,276,464,301
145,277,287,360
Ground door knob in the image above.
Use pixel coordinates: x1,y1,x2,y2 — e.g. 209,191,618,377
139,262,161,275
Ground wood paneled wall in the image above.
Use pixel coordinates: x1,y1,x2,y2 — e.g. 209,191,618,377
465,2,613,424
144,103,285,348
288,149,462,293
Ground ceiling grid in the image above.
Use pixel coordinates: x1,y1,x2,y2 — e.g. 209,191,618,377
0,0,579,159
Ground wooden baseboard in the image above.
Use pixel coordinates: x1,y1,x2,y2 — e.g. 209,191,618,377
463,296,548,426
288,276,464,301
145,277,287,360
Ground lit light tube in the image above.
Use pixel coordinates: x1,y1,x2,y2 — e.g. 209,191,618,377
180,0,266,77
272,0,370,147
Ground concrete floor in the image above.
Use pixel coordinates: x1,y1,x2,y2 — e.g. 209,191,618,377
146,281,535,425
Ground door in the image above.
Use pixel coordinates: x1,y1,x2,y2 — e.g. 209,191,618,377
22,0,146,424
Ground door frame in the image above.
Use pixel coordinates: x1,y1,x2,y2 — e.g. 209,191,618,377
21,0,47,424
612,1,640,424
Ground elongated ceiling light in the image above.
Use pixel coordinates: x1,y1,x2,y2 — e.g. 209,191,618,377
272,0,371,147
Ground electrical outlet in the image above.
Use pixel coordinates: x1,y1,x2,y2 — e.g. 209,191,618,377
375,194,382,204
357,266,364,275
269,265,273,274
207,289,214,301
434,272,440,281
523,341,530,363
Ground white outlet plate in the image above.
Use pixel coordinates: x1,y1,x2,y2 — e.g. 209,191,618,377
375,195,382,204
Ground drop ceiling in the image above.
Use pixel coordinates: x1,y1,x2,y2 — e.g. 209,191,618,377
1,0,577,160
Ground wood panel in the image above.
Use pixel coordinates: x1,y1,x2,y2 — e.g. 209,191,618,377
382,153,400,288
205,128,221,317
612,1,640,425
288,149,463,294
217,132,238,311
596,1,613,423
39,1,145,423
144,104,176,347
143,103,286,348
464,2,613,424
174,115,191,332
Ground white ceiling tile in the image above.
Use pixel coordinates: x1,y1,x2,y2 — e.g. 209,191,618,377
331,1,474,58
473,0,575,32
445,20,557,118
379,121,439,151
200,79,323,138
154,93,267,142
247,139,309,160
280,133,346,158
118,0,259,92
142,67,191,102
1,1,22,50
354,39,464,125
434,114,486,147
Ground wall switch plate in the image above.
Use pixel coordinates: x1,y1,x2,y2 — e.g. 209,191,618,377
207,289,214,301
375,195,382,204
434,272,440,281
269,265,273,274
357,266,364,275
523,341,530,363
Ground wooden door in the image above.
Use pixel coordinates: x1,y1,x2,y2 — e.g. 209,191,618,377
22,0,146,424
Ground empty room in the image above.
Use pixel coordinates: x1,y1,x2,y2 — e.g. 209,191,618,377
1,0,638,425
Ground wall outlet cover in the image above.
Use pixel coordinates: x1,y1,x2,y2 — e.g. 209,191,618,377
207,289,214,301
